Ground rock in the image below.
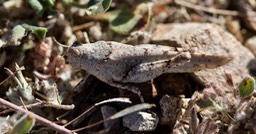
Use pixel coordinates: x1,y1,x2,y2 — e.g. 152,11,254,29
123,111,159,131
101,105,120,129
245,36,256,56
152,23,255,91
159,95,181,127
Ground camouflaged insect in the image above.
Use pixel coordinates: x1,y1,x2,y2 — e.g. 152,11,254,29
67,41,232,101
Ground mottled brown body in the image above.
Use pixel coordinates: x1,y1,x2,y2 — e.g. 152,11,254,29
67,41,232,101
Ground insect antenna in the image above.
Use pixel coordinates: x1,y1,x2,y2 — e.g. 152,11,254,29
51,36,70,57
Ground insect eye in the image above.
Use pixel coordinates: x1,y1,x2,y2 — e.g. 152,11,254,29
72,41,82,47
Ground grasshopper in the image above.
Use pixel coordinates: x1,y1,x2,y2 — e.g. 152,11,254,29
67,41,232,101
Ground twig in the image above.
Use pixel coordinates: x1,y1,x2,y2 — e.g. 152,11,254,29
0,101,74,115
19,97,28,111
0,97,76,134
64,97,131,127
33,71,52,80
4,67,25,87
37,101,75,110
63,104,95,127
0,66,24,85
72,120,105,132
72,22,95,32
174,0,239,16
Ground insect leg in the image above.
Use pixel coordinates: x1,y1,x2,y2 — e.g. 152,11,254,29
108,82,144,102
124,52,192,83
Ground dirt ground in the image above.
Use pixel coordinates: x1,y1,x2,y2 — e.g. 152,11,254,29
1,0,256,134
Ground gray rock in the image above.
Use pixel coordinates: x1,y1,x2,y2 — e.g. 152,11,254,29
123,111,159,131
152,23,255,91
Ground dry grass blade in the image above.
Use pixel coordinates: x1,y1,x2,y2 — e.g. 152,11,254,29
64,97,131,127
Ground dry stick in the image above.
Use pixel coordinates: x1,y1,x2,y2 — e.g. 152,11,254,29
0,102,45,115
72,120,105,132
0,98,76,134
72,22,95,32
19,97,28,111
0,75,13,86
174,0,239,16
0,101,74,115
63,104,95,127
0,67,25,86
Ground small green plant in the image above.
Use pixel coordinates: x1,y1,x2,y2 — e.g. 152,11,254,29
27,0,56,17
191,75,256,133
12,114,35,134
239,75,255,97
86,0,112,16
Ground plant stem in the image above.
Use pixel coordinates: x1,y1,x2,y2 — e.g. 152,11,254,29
0,97,75,134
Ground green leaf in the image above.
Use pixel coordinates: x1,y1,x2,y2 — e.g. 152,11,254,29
27,0,55,17
12,114,35,134
109,103,155,120
40,0,56,7
27,0,44,16
109,9,140,35
239,75,255,97
61,0,70,5
107,3,148,35
10,25,26,45
7,24,47,46
86,0,112,16
196,98,215,108
22,24,47,39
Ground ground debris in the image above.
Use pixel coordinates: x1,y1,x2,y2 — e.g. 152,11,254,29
123,111,159,131
1,1,256,133
152,23,255,91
